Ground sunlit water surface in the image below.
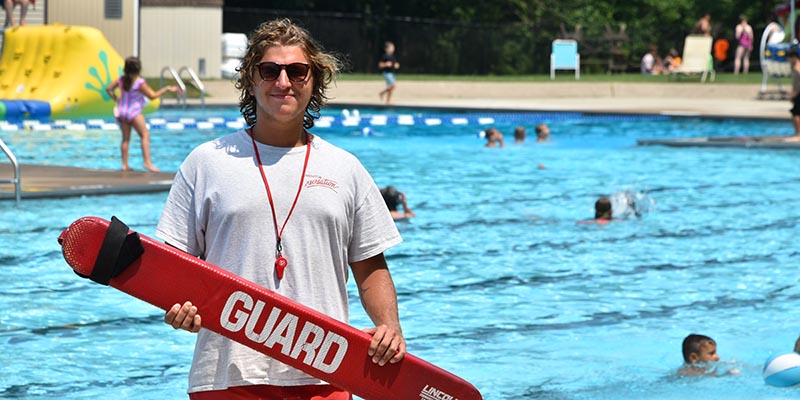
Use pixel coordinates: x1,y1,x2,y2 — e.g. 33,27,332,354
1,107,799,399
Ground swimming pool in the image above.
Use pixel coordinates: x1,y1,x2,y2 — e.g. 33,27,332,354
1,107,800,399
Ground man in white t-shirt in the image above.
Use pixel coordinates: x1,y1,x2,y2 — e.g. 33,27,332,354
158,19,406,400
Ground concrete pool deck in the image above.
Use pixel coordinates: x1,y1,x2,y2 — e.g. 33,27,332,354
202,78,793,120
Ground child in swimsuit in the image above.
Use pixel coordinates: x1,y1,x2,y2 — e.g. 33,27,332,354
734,15,754,75
105,56,179,171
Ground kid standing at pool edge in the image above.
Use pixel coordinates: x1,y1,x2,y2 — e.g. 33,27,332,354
106,56,179,172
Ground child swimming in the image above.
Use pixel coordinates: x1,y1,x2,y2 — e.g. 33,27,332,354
678,334,740,376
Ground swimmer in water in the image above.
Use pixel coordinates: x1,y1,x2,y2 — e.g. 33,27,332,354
535,124,550,142
594,196,612,221
484,127,505,148
513,126,526,143
678,334,740,376
380,185,415,220
578,196,613,224
579,190,653,224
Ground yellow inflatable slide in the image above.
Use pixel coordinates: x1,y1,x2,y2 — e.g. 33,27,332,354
0,24,158,120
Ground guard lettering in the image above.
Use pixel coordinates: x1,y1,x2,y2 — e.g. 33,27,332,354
219,290,349,374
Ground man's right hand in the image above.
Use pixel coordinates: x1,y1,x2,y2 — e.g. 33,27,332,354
165,301,202,333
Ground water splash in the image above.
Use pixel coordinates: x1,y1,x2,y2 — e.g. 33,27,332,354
610,190,655,219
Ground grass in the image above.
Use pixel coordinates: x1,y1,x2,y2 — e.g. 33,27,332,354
146,71,777,100
147,72,769,86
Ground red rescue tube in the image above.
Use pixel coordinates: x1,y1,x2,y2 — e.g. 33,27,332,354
58,216,482,400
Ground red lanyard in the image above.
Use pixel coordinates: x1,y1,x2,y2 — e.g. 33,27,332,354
248,128,311,279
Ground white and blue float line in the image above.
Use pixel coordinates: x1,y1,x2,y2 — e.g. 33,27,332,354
0,111,670,132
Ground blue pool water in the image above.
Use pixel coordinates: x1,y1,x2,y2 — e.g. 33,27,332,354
2,107,800,399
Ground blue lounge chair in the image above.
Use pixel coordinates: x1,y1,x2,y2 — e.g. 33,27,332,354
550,39,580,80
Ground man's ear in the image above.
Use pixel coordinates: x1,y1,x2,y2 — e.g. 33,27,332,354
688,353,699,363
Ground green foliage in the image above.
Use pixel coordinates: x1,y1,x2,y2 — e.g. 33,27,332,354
337,71,766,84
226,1,785,75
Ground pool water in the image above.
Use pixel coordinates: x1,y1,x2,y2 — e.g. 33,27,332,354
2,107,800,399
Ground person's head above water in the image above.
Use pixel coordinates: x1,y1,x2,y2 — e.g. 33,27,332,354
682,334,719,364
380,185,403,211
484,127,504,147
535,124,550,142
513,126,526,143
595,196,612,220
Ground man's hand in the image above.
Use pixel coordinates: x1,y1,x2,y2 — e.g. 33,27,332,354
165,301,202,333
363,324,406,366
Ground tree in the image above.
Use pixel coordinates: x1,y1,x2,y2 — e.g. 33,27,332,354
223,1,781,74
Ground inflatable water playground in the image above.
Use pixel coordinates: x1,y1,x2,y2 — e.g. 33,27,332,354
0,25,158,120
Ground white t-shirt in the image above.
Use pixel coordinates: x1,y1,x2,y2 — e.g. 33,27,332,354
156,130,402,392
641,53,655,74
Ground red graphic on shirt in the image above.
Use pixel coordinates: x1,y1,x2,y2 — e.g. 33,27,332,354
305,174,339,192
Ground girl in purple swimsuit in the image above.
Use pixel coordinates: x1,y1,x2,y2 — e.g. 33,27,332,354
105,56,179,172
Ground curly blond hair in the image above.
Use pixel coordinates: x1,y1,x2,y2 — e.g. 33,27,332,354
235,19,342,129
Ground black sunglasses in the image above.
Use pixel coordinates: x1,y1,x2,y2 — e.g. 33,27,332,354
256,62,310,82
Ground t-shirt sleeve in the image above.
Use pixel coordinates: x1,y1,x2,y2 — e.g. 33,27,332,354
347,165,402,263
156,158,206,258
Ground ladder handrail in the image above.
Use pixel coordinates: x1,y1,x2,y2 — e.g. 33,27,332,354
178,66,206,108
0,138,21,205
159,66,187,106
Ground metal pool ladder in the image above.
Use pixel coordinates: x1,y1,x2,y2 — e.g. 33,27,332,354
160,66,206,109
0,137,21,205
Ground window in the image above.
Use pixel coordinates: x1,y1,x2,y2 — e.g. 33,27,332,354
105,0,122,19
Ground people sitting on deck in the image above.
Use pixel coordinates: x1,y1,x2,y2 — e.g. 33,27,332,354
641,45,664,75
663,48,681,73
